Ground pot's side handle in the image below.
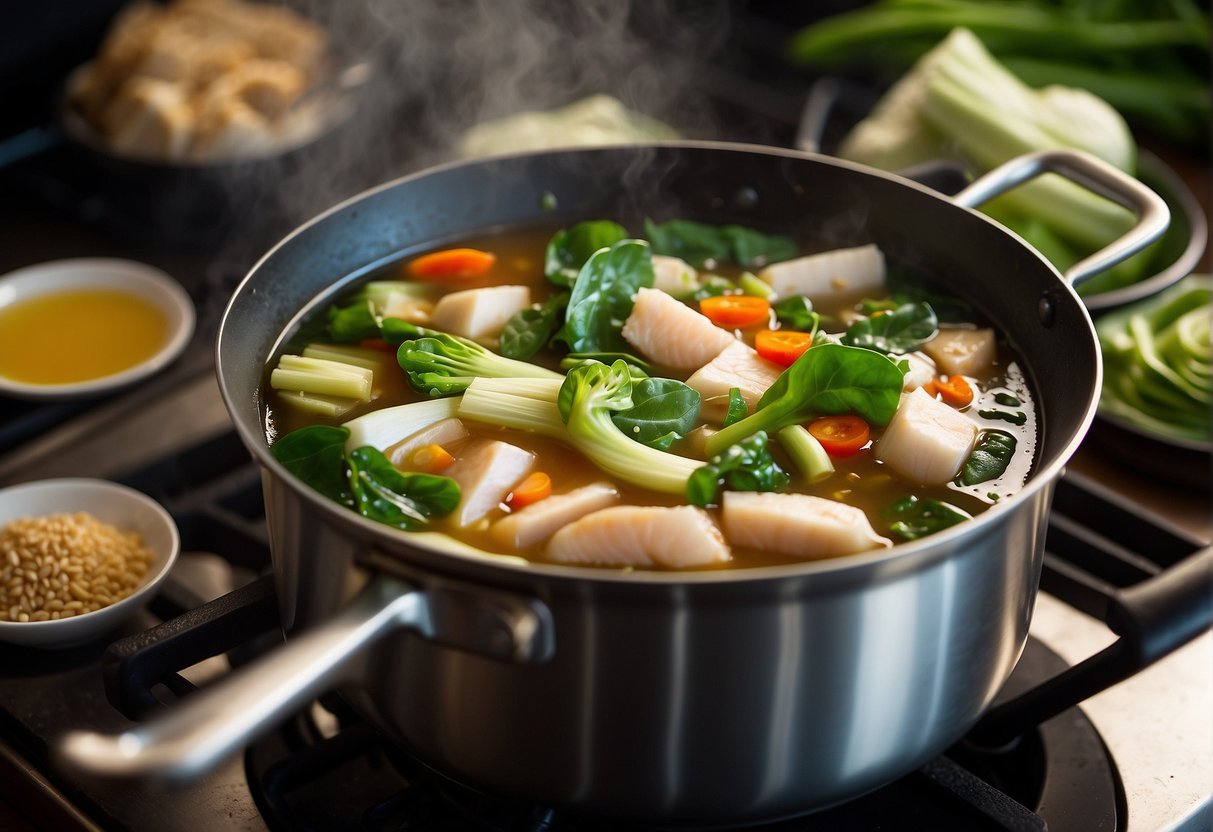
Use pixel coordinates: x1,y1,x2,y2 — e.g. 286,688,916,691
56,574,553,783
952,149,1170,288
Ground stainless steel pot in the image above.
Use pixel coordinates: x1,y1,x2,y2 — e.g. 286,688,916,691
59,143,1176,823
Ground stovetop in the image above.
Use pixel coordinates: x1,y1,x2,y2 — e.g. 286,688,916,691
1,5,1211,830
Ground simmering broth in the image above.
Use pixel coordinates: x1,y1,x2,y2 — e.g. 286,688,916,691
263,221,1037,570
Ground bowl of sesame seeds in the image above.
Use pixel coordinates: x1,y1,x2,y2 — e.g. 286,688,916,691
0,478,179,648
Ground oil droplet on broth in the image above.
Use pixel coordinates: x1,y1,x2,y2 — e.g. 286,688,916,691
0,289,169,384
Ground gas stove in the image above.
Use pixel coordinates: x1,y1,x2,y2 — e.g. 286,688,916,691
1,5,1210,829
0,372,1209,831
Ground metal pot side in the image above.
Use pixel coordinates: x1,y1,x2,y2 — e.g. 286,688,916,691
221,144,1099,820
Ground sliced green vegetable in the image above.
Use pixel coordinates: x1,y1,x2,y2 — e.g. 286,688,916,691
397,329,561,397
959,430,1017,486
723,387,749,427
777,424,835,484
560,351,655,378
883,495,971,541
994,392,1022,407
773,296,821,332
327,300,380,343
979,408,1028,426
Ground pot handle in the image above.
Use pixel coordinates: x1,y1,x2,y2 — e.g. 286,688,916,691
56,572,554,783
951,149,1170,288
970,544,1213,749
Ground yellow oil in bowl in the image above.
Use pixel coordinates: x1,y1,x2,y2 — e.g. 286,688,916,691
0,289,169,384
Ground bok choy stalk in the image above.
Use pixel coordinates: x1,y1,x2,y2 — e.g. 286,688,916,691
456,362,702,495
397,328,562,397
834,28,1151,291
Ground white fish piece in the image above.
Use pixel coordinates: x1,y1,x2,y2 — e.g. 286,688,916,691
547,505,731,568
758,244,885,305
621,287,736,371
432,285,531,342
685,341,785,422
923,327,997,377
386,417,469,470
721,491,892,559
491,481,621,550
651,255,700,297
875,387,977,485
901,351,938,392
444,439,535,528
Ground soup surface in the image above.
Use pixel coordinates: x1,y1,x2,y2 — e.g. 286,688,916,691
264,221,1037,570
0,289,168,384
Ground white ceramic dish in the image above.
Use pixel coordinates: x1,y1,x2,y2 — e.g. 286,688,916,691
0,478,180,648
0,258,195,401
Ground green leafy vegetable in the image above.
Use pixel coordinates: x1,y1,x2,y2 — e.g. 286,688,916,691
545,220,629,287
1096,273,1211,442
270,426,460,532
979,408,1028,426
560,351,655,378
786,0,1211,148
270,425,353,507
554,239,655,354
610,377,701,450
959,430,1017,486
705,343,906,456
457,362,701,495
883,495,971,541
723,387,749,427
994,392,1022,407
500,291,569,360
397,328,561,396
347,446,461,530
644,219,798,268
774,296,822,332
841,302,938,354
327,300,380,343
687,431,789,508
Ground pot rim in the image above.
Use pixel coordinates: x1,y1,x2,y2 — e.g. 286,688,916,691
218,140,1102,588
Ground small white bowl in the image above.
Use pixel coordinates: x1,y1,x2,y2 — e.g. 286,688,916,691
0,478,180,649
0,258,195,401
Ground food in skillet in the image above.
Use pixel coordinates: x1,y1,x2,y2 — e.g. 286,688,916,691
263,221,1037,569
67,0,334,162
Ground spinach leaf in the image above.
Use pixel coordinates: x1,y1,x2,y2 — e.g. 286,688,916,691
500,291,569,360
554,239,654,354
645,218,797,268
841,302,938,355
611,377,701,450
978,408,1028,426
706,343,906,456
545,221,628,287
645,218,732,267
960,430,1018,486
883,495,970,541
327,300,379,343
774,296,821,332
691,274,737,301
270,425,353,507
347,446,461,531
723,387,748,427
721,225,798,267
688,431,789,507
560,351,655,378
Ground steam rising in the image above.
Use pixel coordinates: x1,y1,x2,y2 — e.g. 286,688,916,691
247,0,733,236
